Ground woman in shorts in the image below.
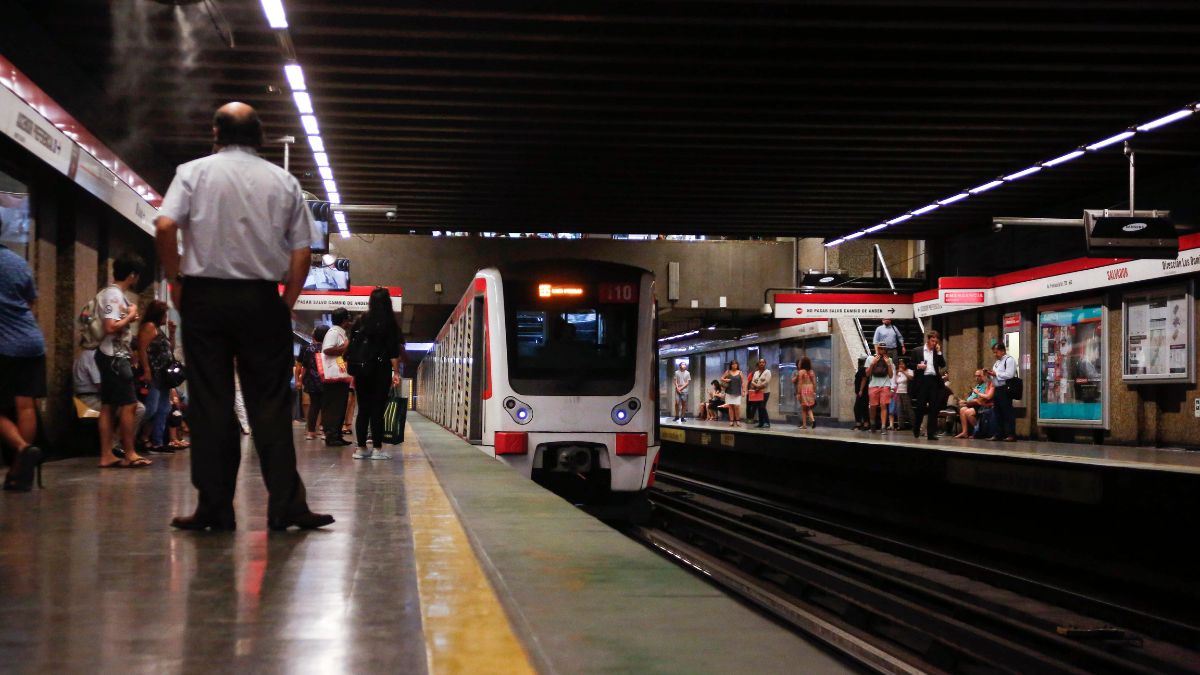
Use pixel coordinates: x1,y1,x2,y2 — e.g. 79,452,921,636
0,244,45,491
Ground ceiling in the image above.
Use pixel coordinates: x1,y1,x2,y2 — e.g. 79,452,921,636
7,0,1200,239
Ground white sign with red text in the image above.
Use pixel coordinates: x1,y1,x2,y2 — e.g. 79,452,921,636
293,286,402,313
775,293,914,319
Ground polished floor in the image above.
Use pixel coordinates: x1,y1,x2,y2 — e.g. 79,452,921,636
662,416,1200,474
0,424,428,674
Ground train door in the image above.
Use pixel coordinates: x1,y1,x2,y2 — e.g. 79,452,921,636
468,295,485,442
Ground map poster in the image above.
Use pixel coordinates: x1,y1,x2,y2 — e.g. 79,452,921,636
1122,283,1194,384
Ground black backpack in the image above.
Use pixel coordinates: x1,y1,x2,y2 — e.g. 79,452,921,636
345,328,371,377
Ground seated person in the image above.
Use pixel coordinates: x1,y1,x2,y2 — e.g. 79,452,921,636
706,379,725,421
954,370,995,439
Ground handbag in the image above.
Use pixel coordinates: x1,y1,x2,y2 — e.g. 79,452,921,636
161,360,187,388
381,386,406,444
1006,375,1023,401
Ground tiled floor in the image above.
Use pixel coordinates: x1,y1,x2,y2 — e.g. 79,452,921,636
662,417,1200,474
0,425,426,674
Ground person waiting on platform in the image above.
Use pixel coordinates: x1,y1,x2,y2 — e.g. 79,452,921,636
706,379,724,421
350,288,403,461
672,361,691,422
321,307,355,446
911,331,948,441
852,356,870,431
985,342,1018,442
135,300,175,454
891,359,913,431
0,241,46,491
792,356,817,430
748,359,772,428
299,325,327,440
862,343,894,432
719,360,746,428
954,370,995,438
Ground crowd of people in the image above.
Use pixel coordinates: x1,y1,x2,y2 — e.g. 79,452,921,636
669,320,1019,443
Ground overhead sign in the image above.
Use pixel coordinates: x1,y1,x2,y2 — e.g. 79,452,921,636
292,285,402,312
774,293,913,319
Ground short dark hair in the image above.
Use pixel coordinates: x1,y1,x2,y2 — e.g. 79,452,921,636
113,252,146,281
213,107,264,148
313,325,329,343
331,308,350,326
993,342,1007,352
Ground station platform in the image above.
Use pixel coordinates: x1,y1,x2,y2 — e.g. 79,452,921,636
0,414,851,674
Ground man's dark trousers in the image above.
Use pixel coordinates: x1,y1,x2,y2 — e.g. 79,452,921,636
321,382,350,440
911,375,941,440
181,278,308,521
757,392,770,426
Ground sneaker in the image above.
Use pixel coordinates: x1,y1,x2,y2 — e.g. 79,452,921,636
352,447,371,459
369,449,393,460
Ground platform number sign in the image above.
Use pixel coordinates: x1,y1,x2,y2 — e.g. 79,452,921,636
599,282,638,303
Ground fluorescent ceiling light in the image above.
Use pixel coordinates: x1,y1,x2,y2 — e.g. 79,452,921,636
313,152,329,167
333,212,347,224
300,115,319,135
260,0,288,28
911,203,940,216
938,193,969,205
292,91,313,114
864,224,888,233
968,180,1004,194
307,135,325,152
327,192,341,204
323,179,338,193
284,64,306,91
1003,165,1042,181
1136,109,1193,132
824,238,845,247
843,231,866,240
887,214,913,225
1085,130,1135,151
318,166,333,180
1043,150,1085,167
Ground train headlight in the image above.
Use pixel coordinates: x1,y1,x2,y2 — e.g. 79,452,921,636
503,397,533,425
611,398,641,425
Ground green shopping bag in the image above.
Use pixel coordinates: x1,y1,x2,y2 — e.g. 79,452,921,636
381,387,407,445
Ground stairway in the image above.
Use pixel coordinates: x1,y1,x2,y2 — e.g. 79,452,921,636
857,317,924,360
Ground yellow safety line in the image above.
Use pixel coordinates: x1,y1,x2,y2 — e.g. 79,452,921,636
402,432,536,675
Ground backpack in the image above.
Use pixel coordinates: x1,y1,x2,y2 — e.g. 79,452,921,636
344,329,372,377
77,289,109,350
871,357,890,377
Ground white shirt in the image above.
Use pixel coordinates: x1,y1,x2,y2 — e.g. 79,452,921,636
321,325,351,382
992,354,1016,385
921,346,940,376
750,369,772,391
673,368,691,391
892,369,910,394
97,285,133,357
158,146,315,281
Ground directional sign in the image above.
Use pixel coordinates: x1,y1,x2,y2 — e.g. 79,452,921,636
774,293,914,319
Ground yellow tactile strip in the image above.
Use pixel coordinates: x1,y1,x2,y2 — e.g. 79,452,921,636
402,435,536,674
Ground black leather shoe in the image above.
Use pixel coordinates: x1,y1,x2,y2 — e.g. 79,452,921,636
171,512,236,531
268,511,335,531
325,438,351,447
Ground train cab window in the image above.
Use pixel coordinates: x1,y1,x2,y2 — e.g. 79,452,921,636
508,306,638,395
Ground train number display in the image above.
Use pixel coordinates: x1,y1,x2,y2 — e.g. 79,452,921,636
599,282,638,303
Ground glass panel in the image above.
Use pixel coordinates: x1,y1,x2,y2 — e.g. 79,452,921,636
0,168,33,259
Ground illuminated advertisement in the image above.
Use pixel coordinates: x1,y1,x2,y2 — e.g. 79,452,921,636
1037,303,1107,427
1122,283,1194,384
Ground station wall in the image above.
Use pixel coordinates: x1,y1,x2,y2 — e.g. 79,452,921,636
331,234,797,309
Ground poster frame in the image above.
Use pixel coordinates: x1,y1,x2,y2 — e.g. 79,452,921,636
1120,280,1195,385
1035,297,1109,429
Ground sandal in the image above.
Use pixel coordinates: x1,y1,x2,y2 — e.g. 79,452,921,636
125,457,153,468
4,446,43,491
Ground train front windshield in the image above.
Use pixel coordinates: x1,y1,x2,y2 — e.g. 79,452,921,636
505,279,640,395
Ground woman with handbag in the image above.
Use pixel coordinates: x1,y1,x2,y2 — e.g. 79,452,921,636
136,300,175,453
351,288,404,460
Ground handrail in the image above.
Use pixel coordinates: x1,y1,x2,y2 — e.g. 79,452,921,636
874,244,897,292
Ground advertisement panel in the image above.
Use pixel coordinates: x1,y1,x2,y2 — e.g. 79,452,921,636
1122,283,1194,384
1037,303,1107,427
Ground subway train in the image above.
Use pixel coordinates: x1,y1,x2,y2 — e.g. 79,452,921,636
415,260,660,517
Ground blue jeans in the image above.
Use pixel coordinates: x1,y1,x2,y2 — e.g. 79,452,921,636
144,383,173,446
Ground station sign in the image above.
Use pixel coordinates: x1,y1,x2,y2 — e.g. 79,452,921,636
292,285,402,312
774,293,913,319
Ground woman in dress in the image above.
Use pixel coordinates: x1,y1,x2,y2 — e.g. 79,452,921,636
792,356,818,429
720,360,745,427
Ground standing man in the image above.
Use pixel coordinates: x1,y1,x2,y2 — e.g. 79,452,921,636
320,308,354,445
872,318,905,363
986,342,1018,442
672,361,691,422
155,102,333,531
910,331,947,441
96,253,151,469
749,358,773,428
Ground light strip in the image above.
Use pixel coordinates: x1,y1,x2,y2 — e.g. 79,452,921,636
313,152,330,167
1085,130,1135,151
826,101,1198,248
260,0,288,29
327,192,341,204
1042,150,1085,167
1136,109,1193,132
333,212,347,224
283,64,306,91
323,179,338,193
300,114,319,135
307,135,325,152
292,91,313,114
318,166,333,180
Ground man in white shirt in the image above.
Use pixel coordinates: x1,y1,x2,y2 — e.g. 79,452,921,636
95,253,149,469
749,359,773,428
156,102,332,532
321,308,355,445
672,362,691,422
986,342,1018,442
911,331,947,440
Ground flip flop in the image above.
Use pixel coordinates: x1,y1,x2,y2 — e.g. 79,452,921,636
125,457,153,468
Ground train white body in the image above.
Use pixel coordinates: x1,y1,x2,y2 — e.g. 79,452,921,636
416,261,660,508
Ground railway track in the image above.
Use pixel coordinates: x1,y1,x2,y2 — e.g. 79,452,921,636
628,471,1200,674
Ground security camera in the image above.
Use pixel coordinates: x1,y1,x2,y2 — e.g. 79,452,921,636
385,210,397,221
992,221,1004,233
